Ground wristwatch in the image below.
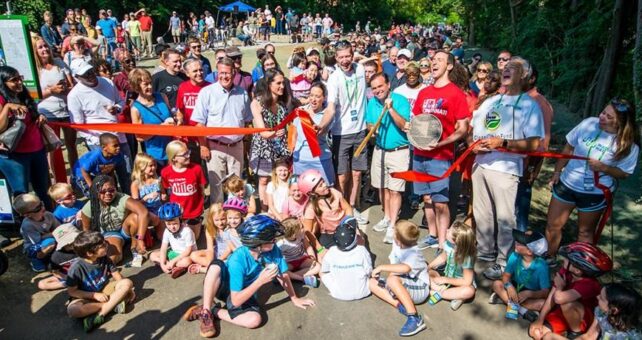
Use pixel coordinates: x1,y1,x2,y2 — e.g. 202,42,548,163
502,138,509,149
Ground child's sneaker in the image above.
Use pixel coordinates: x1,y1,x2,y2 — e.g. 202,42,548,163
399,314,426,337
30,258,47,273
131,252,144,268
114,300,126,314
199,308,217,338
83,313,105,332
383,227,394,244
417,235,439,250
183,305,203,321
450,299,463,311
483,264,504,281
488,292,503,305
522,310,539,322
303,275,319,288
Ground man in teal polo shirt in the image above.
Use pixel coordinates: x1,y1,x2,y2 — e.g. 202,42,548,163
365,72,411,244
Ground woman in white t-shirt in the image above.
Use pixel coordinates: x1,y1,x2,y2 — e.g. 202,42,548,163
546,98,639,256
33,36,78,178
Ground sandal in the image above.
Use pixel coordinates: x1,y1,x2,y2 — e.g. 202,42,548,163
171,266,188,279
188,264,203,275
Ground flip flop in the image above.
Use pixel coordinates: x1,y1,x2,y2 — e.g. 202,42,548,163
188,264,202,275
171,266,187,279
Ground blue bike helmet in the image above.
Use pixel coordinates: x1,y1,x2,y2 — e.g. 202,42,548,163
157,202,182,220
237,215,285,248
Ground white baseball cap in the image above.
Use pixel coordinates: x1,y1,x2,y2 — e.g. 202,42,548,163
70,59,93,77
398,49,412,60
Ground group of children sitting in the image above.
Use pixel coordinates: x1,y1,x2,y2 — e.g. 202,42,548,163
12,131,642,338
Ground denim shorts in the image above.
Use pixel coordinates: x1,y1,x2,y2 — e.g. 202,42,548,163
412,155,451,203
103,228,131,241
552,181,606,212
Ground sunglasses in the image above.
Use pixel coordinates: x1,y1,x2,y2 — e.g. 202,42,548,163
26,202,44,214
176,150,191,159
497,57,510,62
190,45,201,49
216,56,225,61
123,59,135,64
610,98,631,114
231,56,242,61
477,69,489,74
56,193,76,203
99,188,116,195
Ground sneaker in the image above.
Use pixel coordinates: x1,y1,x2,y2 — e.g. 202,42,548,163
83,313,105,332
383,227,394,244
523,310,539,322
545,255,559,268
450,299,463,311
171,266,188,279
397,302,408,316
183,305,203,321
199,308,216,338
131,253,144,268
30,261,47,273
483,264,504,281
372,217,390,232
114,300,126,314
417,235,439,250
410,200,420,210
488,292,503,305
399,314,427,337
353,210,369,225
303,275,319,288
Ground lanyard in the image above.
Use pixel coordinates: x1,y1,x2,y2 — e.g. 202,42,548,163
515,258,533,292
584,130,609,173
341,67,359,109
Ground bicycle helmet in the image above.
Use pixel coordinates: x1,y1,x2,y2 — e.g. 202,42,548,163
223,196,248,215
157,202,182,220
237,215,285,248
559,242,612,277
298,169,323,196
334,216,358,252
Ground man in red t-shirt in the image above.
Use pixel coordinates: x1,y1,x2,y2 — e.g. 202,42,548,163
410,50,470,251
177,58,211,171
135,8,153,57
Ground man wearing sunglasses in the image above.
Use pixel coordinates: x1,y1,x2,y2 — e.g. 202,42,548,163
67,60,133,194
187,37,212,76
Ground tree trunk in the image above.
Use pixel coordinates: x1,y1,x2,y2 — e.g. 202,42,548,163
634,0,642,121
586,0,625,117
468,14,476,46
509,0,517,44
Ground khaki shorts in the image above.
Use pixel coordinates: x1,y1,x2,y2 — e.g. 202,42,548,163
67,280,118,307
370,146,409,192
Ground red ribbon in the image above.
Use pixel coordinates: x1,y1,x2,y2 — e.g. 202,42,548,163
392,141,613,243
51,108,322,157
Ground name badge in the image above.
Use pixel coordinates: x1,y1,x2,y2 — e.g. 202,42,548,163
350,109,358,121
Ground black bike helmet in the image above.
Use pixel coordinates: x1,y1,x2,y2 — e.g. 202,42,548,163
334,216,358,252
237,215,285,248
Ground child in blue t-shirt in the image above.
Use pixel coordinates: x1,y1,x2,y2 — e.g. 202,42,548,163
183,215,315,338
489,229,551,322
48,183,84,226
71,133,124,197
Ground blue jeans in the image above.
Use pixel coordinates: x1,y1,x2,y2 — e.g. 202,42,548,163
515,177,531,232
276,20,284,35
0,155,28,195
10,148,51,210
87,143,132,195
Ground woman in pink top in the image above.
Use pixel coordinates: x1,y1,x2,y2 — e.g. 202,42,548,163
299,169,353,252
0,66,51,209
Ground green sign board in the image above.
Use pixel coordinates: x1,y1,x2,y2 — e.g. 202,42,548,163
0,15,41,99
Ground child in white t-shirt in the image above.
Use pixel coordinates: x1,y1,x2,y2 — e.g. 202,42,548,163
276,217,321,287
369,220,429,337
266,159,291,220
150,203,196,279
320,217,373,301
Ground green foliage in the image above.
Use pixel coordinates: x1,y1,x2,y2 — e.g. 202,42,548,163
11,0,50,30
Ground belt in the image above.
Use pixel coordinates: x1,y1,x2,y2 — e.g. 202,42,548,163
376,145,409,152
208,139,242,147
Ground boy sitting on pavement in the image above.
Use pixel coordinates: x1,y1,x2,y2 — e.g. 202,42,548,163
369,220,429,337
320,216,373,301
66,231,136,332
71,133,125,197
14,193,60,272
489,229,551,322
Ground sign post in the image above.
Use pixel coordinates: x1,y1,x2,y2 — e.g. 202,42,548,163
0,15,41,100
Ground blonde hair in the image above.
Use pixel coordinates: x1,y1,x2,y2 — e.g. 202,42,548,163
205,203,226,238
32,36,54,71
395,220,420,247
48,182,73,201
165,140,188,164
471,61,493,82
451,221,476,265
281,217,303,240
224,174,245,194
131,153,157,183
128,68,153,93
12,193,41,215
270,159,291,186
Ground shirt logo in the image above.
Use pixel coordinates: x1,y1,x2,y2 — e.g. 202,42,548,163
485,111,501,131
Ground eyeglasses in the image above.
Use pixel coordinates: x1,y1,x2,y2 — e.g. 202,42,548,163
176,150,191,159
190,45,201,50
610,98,631,114
99,188,116,195
497,57,510,62
25,202,44,214
5,75,24,83
477,69,489,74
122,59,135,64
216,56,225,61
230,56,242,61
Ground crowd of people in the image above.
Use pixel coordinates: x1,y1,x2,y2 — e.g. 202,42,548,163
1,6,641,340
